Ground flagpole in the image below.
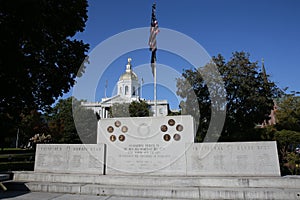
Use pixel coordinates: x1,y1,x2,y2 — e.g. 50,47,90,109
149,2,158,117
141,78,143,99
154,63,157,116
104,80,108,98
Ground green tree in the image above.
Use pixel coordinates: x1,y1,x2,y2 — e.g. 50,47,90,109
47,97,97,144
18,110,49,147
129,100,151,117
73,99,98,144
270,95,300,175
110,101,152,118
109,103,131,118
177,52,280,142
274,129,300,175
276,95,300,132
0,0,89,136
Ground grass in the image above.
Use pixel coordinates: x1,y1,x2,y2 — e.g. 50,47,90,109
0,148,35,172
0,161,34,172
1,148,21,151
0,153,34,159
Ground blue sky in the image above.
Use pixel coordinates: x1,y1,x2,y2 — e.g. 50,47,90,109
68,0,300,109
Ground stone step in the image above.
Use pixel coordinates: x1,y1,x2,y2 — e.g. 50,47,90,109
7,181,300,200
13,171,300,189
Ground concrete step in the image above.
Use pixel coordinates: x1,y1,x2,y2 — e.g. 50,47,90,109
13,171,300,189
6,181,300,200
9,172,300,199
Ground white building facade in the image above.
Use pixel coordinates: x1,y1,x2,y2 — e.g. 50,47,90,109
81,58,169,118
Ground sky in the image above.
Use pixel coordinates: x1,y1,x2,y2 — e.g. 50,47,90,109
67,0,300,109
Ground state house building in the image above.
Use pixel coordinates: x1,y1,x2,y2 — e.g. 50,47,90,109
81,58,170,118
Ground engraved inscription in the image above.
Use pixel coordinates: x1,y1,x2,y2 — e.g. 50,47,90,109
34,144,105,174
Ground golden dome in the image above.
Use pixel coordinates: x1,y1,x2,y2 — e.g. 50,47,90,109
119,71,138,81
119,58,138,81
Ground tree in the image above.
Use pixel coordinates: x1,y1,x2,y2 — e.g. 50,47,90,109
18,110,49,147
47,97,97,144
0,0,89,135
109,103,131,118
73,99,98,144
274,129,300,175
276,95,300,132
176,68,210,142
177,52,280,142
271,95,300,175
110,101,152,118
47,97,79,143
129,100,151,117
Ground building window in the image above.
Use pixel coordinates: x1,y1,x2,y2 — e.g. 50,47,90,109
132,86,136,95
159,108,163,114
125,86,129,95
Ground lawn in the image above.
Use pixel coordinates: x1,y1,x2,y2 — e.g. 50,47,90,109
0,148,35,172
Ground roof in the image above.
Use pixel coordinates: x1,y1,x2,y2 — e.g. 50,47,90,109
119,71,138,81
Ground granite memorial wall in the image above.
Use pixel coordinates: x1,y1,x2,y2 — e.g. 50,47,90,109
34,115,281,176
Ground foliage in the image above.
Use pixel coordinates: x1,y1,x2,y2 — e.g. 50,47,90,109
275,95,300,132
129,100,151,117
1,109,49,148
285,152,300,175
73,99,98,144
274,129,300,158
259,125,277,141
0,0,89,137
268,95,300,175
47,97,97,144
18,110,49,147
109,100,152,117
177,52,280,142
109,103,131,118
110,100,152,118
274,130,300,174
177,68,209,142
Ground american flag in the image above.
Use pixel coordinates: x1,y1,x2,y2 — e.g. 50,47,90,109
149,3,159,76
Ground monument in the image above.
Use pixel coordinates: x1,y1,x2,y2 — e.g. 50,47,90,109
8,3,300,199
96,115,280,176
31,53,281,177
13,114,299,199
98,115,195,175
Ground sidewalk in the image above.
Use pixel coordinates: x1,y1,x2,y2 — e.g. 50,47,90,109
0,191,162,200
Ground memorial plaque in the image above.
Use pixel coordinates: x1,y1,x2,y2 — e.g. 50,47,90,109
97,115,195,174
186,141,281,176
34,144,106,174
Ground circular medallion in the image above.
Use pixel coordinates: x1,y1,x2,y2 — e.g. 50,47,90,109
119,135,125,142
110,135,116,142
160,125,168,132
163,134,171,141
107,126,114,133
121,126,128,133
114,120,121,127
173,134,181,141
176,124,183,132
168,119,175,126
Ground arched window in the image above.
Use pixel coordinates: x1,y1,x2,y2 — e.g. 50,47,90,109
132,86,136,95
125,86,129,95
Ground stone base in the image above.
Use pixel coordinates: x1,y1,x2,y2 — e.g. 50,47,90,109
186,141,281,176
34,144,106,174
33,141,281,176
8,171,300,200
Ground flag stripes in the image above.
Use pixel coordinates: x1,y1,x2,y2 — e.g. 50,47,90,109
149,3,159,76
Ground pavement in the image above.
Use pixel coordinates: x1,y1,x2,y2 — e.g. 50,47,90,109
0,191,163,200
